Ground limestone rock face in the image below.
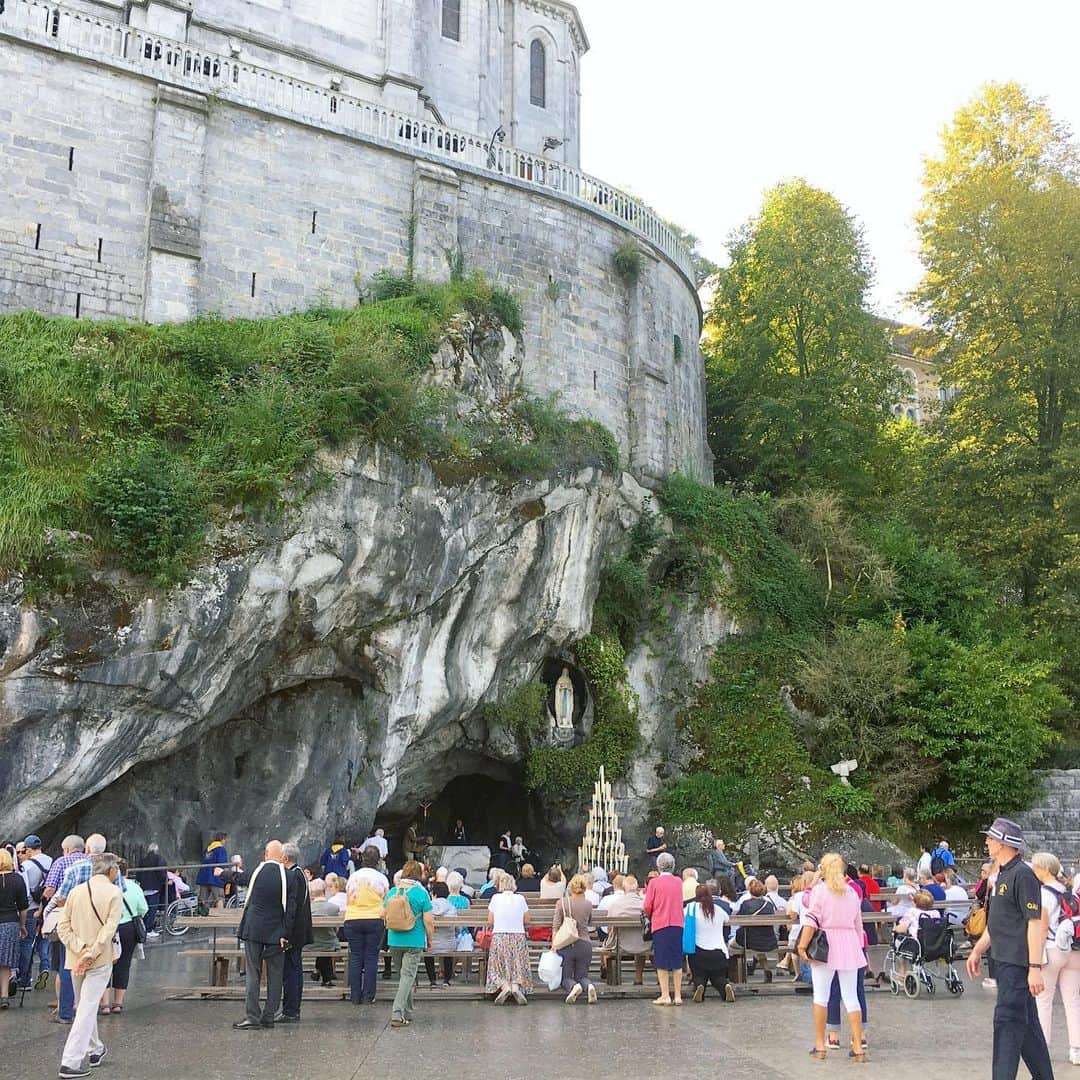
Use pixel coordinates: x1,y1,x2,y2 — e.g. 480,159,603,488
0,446,729,865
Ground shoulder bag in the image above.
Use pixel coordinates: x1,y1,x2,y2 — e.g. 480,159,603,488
123,893,147,944
803,911,829,963
552,896,580,951
87,881,123,963
682,903,697,955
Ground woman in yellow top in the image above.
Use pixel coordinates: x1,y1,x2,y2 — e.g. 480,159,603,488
343,849,390,1005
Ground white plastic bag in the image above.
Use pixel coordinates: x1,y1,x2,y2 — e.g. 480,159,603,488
538,948,563,990
456,929,475,952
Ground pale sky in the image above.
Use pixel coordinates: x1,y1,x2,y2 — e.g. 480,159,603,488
572,0,1080,322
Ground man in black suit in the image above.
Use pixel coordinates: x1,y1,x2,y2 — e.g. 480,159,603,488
233,840,296,1029
279,842,314,1022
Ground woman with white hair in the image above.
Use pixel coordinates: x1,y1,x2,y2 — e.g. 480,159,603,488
437,872,471,987
1032,851,1080,1066
486,874,531,1004
643,852,684,1005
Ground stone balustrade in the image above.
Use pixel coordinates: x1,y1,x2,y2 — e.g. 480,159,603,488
3,0,696,287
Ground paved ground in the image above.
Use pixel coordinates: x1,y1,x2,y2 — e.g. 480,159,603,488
5,936,1075,1079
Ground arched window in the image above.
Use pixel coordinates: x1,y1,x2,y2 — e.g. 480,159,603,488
530,39,546,107
442,0,460,41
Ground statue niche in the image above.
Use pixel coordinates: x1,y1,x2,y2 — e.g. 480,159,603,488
542,658,589,746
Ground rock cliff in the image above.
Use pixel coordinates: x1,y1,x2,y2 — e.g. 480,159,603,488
0,324,729,864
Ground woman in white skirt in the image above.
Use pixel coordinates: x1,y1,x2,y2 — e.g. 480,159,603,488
485,874,532,1004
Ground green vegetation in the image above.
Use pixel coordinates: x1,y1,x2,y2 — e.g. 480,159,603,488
612,238,643,285
479,681,548,737
0,272,612,587
652,86,1079,841
705,179,904,500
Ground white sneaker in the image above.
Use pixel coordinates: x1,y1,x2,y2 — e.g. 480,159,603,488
982,978,997,990
587,984,597,1004
1069,1047,1080,1066
565,983,582,1004
146,932,161,940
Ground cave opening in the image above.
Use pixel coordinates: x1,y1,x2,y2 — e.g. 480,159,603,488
373,771,566,871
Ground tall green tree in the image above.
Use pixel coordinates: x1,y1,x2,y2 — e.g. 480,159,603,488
705,179,902,497
915,83,1080,640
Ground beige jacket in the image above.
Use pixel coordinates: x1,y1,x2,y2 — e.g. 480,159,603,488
58,876,123,971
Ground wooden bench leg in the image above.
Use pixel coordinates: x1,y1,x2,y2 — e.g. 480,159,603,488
212,957,230,987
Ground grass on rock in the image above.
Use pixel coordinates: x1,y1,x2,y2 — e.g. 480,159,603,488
0,274,617,587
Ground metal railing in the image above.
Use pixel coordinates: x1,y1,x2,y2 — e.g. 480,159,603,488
3,0,696,285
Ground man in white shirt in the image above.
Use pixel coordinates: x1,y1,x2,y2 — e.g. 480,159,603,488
361,830,388,859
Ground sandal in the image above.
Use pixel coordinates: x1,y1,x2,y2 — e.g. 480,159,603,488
849,1050,868,1063
809,1049,828,1061
828,1036,841,1050
651,997,672,1006
112,1004,123,1013
99,1005,113,1015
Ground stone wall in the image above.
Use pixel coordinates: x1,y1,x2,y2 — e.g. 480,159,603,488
0,29,708,482
1014,770,1080,859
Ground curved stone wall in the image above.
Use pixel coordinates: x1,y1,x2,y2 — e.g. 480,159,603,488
0,4,708,481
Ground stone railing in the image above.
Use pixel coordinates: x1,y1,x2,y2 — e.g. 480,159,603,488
3,0,696,286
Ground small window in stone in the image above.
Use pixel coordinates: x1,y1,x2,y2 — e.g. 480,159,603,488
530,40,546,108
673,333,683,362
441,0,461,41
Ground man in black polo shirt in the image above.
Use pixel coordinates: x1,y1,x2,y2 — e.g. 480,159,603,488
966,817,1054,1080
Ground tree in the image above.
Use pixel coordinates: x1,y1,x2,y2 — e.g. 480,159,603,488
915,83,1080,628
705,180,903,497
895,625,1065,834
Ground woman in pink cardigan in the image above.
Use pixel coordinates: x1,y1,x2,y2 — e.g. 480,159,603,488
642,852,685,1005
797,853,867,1061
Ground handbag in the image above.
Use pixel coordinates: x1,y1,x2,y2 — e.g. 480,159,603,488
455,928,475,952
803,911,830,964
682,904,697,955
475,928,493,951
123,895,147,945
964,905,987,939
551,897,579,951
640,909,653,942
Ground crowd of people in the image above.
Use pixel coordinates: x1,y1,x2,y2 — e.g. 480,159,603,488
2,816,1079,1078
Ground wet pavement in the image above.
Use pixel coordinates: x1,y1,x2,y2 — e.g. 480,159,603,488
4,933,1074,1079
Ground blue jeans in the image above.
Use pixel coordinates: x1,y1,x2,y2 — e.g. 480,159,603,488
282,946,304,1018
17,912,48,986
343,919,383,1003
827,967,867,1027
59,945,75,1020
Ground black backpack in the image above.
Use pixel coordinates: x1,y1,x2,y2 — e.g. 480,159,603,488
930,854,946,876
26,857,49,904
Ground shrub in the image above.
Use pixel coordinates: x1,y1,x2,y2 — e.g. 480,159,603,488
89,443,205,582
612,238,643,285
658,473,822,632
